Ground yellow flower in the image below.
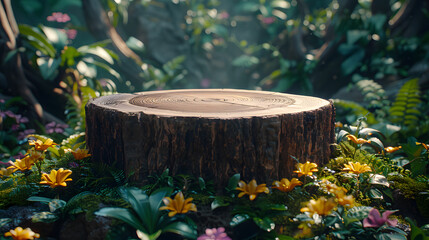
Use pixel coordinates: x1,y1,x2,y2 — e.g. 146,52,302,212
384,146,401,154
416,142,429,151
335,191,355,207
71,148,91,160
236,180,269,201
159,191,197,217
26,148,44,163
4,227,40,240
346,135,370,145
29,138,57,151
0,167,14,177
40,168,72,188
294,161,318,177
7,157,35,172
272,178,302,192
342,162,372,174
300,197,337,216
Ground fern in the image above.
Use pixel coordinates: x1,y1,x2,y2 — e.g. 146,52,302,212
355,79,389,118
61,132,86,150
389,78,421,126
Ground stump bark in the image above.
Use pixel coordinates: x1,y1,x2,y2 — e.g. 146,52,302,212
85,89,335,188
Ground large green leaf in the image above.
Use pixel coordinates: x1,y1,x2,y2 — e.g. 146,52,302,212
346,206,373,220
226,173,240,193
163,221,198,239
19,24,56,57
95,207,145,232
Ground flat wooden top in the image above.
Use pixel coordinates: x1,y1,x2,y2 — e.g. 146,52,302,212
90,89,330,118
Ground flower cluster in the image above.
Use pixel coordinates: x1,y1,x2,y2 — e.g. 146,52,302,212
197,227,231,240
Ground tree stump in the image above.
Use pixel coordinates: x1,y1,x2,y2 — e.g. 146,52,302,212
85,89,335,189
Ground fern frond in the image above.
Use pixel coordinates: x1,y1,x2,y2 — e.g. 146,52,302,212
389,78,421,126
61,132,86,150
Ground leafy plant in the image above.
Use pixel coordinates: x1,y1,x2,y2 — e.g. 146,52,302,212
389,78,422,127
95,187,197,240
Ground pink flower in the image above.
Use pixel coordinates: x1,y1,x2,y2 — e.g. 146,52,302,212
363,208,398,228
261,17,275,25
197,227,231,240
47,12,71,23
45,121,68,134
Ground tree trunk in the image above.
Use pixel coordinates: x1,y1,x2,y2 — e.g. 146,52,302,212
85,89,335,189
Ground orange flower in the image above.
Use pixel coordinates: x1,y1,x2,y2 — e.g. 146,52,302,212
29,138,57,151
300,197,337,216
384,146,401,154
272,178,302,192
4,227,40,240
159,191,197,217
342,162,372,174
7,157,35,172
40,168,72,188
294,161,318,177
335,122,343,128
71,148,91,160
416,142,429,151
236,180,269,201
346,135,370,145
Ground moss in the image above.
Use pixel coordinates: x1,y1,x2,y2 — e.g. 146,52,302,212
388,175,428,199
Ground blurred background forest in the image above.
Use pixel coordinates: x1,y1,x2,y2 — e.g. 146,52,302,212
1,0,429,131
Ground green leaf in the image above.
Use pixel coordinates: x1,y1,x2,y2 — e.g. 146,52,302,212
253,217,275,232
346,206,373,220
95,207,145,232
0,218,12,228
211,197,229,210
226,173,240,193
347,30,369,45
342,49,365,75
376,233,407,240
163,221,198,239
230,214,251,227
37,57,61,81
31,212,59,223
370,174,390,187
27,196,54,204
19,24,56,57
78,46,115,64
41,26,67,49
368,188,383,199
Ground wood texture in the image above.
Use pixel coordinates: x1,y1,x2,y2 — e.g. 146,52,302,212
85,89,335,188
